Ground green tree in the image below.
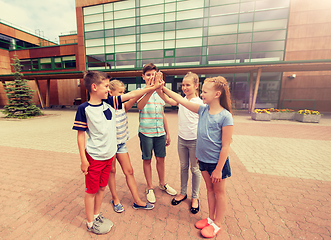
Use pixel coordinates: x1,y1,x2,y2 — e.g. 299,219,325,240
2,56,43,119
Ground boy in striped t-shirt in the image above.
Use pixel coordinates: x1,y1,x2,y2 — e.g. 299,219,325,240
137,63,177,203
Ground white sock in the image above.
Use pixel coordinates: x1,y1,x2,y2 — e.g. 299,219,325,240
87,221,93,228
94,213,99,219
210,222,221,234
207,217,213,224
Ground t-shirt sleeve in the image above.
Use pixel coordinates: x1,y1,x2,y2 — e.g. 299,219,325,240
106,95,123,110
72,105,87,131
198,104,207,116
222,110,234,127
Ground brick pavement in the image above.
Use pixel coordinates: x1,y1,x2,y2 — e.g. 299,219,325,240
0,109,330,239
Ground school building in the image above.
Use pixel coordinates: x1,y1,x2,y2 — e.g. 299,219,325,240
1,0,331,112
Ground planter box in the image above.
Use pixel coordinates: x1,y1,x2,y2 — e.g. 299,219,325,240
295,113,321,123
271,112,295,120
251,112,271,121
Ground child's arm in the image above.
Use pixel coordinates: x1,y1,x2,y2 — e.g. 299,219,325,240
162,108,171,146
156,88,178,106
162,86,200,113
124,97,138,112
77,130,89,175
136,73,158,110
210,125,233,183
121,82,159,103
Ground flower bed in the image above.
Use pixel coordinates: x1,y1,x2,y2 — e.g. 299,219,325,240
295,109,321,123
267,108,295,120
251,109,271,121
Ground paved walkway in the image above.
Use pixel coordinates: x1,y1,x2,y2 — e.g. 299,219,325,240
0,109,331,240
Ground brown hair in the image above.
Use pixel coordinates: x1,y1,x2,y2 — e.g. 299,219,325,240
83,70,109,93
183,72,199,97
204,76,232,114
142,62,158,75
109,79,124,91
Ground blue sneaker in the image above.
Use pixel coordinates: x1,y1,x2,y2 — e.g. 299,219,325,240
112,200,124,213
132,202,154,210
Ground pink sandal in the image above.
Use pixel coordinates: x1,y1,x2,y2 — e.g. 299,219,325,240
195,217,213,229
201,222,221,238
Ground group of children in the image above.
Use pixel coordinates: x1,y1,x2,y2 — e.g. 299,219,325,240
72,63,233,238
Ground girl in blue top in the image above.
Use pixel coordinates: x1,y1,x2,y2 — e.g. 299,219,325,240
161,76,233,238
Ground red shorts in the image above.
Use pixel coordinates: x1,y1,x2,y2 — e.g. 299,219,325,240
85,151,114,194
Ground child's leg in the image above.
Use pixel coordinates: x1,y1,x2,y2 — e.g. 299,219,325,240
212,179,227,227
201,170,216,220
155,156,165,186
177,137,189,198
94,186,107,215
188,140,201,201
143,159,153,189
108,158,120,204
85,193,96,223
117,152,146,205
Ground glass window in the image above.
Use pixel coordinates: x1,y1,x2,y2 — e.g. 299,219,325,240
176,9,203,21
85,30,104,39
141,32,163,42
141,14,164,25
140,0,163,7
209,44,236,55
116,43,136,52
165,3,176,12
86,46,105,55
253,30,286,42
255,9,289,21
141,41,163,51
176,38,202,48
114,9,135,19
176,47,201,57
255,0,290,11
240,2,255,12
207,54,236,64
83,5,102,15
40,58,51,64
209,14,238,26
54,57,62,68
115,35,135,44
210,4,239,16
114,18,135,28
177,19,203,29
177,0,204,10
210,0,239,6
165,31,175,40
238,22,253,32
141,50,163,59
253,19,288,31
140,5,164,16
87,54,105,62
239,12,254,23
238,33,252,43
114,27,135,36
209,24,237,35
114,0,135,10
84,22,104,32
105,45,114,53
236,53,250,63
208,34,237,45
104,2,113,12
250,51,284,62
176,28,202,39
84,13,103,23
141,23,164,33
32,59,38,70
106,54,114,61
85,38,104,47
175,56,200,66
116,52,136,60
252,41,285,52
104,21,113,29
165,40,175,48
165,22,176,31
165,49,174,57
165,13,175,22
104,12,113,21
237,43,251,53
63,56,76,68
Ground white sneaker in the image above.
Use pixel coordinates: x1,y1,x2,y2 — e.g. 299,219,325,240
146,188,156,203
159,183,177,196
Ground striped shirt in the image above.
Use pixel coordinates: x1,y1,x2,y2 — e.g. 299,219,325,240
138,91,165,137
115,108,129,144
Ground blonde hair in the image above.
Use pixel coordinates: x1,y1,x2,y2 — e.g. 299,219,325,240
109,79,124,91
183,72,199,96
204,76,232,114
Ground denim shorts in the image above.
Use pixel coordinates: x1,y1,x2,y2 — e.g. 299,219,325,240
198,157,231,179
117,143,128,154
138,132,166,160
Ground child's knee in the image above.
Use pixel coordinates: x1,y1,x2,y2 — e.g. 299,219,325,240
124,167,134,176
99,186,106,192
